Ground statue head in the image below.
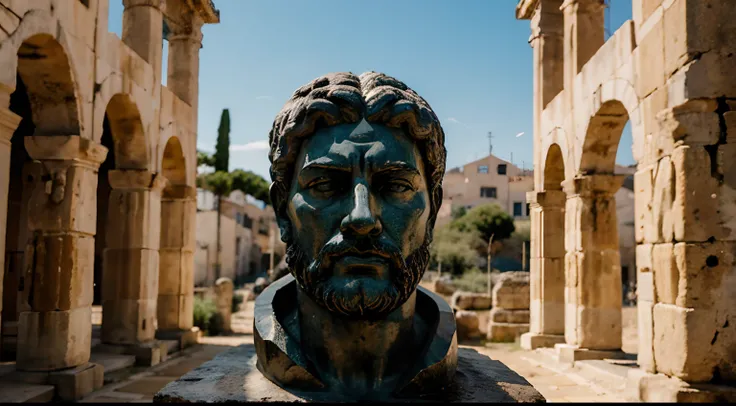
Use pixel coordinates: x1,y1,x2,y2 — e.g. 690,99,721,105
268,72,446,318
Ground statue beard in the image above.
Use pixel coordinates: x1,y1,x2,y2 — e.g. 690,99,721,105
285,234,431,319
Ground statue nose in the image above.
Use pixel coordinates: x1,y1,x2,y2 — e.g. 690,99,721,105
340,183,382,236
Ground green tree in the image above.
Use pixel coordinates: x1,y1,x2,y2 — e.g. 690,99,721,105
451,205,467,220
214,109,230,172
201,171,233,281
451,203,515,244
231,169,270,204
197,150,216,168
430,225,485,275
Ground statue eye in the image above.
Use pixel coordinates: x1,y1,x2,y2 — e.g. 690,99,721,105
384,181,412,194
313,181,334,193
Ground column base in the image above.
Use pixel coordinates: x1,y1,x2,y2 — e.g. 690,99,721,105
520,332,566,350
626,369,736,402
6,362,104,401
155,327,201,352
95,340,168,367
554,343,628,365
487,322,529,342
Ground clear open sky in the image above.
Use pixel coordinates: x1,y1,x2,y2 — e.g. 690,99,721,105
108,0,634,180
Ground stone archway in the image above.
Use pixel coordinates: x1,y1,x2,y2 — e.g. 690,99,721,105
156,136,198,348
562,98,636,355
0,32,107,373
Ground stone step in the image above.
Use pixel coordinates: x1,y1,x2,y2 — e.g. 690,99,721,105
161,340,180,355
90,353,136,375
0,380,55,403
573,359,636,393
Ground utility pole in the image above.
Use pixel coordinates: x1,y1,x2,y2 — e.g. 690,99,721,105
488,131,493,156
522,241,527,271
487,234,494,296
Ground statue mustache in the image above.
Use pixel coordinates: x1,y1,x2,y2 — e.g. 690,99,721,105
317,234,407,272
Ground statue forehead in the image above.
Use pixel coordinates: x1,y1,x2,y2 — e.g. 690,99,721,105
297,119,423,166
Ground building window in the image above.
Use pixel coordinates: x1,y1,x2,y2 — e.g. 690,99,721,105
243,215,253,229
497,164,507,175
235,213,242,225
477,165,488,174
480,187,497,198
513,202,523,217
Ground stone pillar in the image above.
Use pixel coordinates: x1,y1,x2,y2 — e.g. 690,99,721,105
165,6,204,130
122,0,163,83
560,0,605,111
156,185,198,348
17,136,107,372
101,170,166,348
214,277,233,334
0,107,21,359
557,174,625,362
521,190,566,349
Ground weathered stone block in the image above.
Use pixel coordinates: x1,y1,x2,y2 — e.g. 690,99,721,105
488,322,529,343
725,111,736,143
101,298,158,345
455,310,481,341
656,106,721,146
157,294,193,331
634,167,653,243
636,248,656,302
653,303,735,382
450,292,492,310
667,51,736,104
636,9,665,98
637,299,656,373
671,145,724,242
649,157,675,243
652,243,678,304
519,332,565,350
25,163,100,235
47,362,104,401
160,198,195,249
17,307,92,371
432,277,456,296
673,241,736,310
102,248,159,300
105,187,162,250
577,306,623,351
492,272,530,310
490,308,530,324
23,233,94,312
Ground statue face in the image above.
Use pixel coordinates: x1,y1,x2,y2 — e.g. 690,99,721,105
281,119,432,318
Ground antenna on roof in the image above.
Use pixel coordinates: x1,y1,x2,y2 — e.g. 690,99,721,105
488,131,493,156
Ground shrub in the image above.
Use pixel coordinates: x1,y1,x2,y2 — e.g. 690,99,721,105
451,203,515,243
232,292,244,313
452,268,492,294
193,296,221,336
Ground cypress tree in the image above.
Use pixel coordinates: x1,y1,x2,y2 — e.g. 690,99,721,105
214,108,230,172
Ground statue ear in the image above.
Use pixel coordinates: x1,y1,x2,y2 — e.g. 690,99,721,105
270,182,292,243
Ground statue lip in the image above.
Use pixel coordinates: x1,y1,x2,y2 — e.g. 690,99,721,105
333,254,389,278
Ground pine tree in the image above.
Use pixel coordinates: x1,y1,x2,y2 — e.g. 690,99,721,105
214,108,230,172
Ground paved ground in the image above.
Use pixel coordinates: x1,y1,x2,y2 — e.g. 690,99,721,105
79,290,631,403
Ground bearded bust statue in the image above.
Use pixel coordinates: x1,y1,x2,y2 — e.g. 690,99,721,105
255,71,456,400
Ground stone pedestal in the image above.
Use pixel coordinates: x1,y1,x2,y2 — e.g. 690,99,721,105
554,343,627,365
6,362,104,401
157,185,196,342
95,340,168,367
155,327,200,352
562,175,624,352
214,277,233,333
626,368,736,403
154,345,545,403
488,272,531,342
16,136,108,372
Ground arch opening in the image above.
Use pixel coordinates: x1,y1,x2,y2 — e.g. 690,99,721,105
544,143,565,191
162,136,187,187
580,100,630,175
104,94,148,169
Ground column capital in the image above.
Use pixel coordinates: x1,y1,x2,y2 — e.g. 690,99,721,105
560,0,606,13
562,174,625,196
108,169,169,192
528,190,567,207
0,107,21,145
24,136,108,167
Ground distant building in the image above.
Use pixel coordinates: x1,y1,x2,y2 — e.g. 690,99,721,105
437,154,535,227
195,189,285,286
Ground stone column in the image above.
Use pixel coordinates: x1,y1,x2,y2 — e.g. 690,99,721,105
166,11,204,130
156,185,198,348
557,174,625,362
122,0,164,83
521,190,566,349
17,136,107,371
560,0,605,111
101,170,166,355
0,107,21,359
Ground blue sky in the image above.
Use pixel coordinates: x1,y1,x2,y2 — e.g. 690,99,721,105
108,0,634,180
